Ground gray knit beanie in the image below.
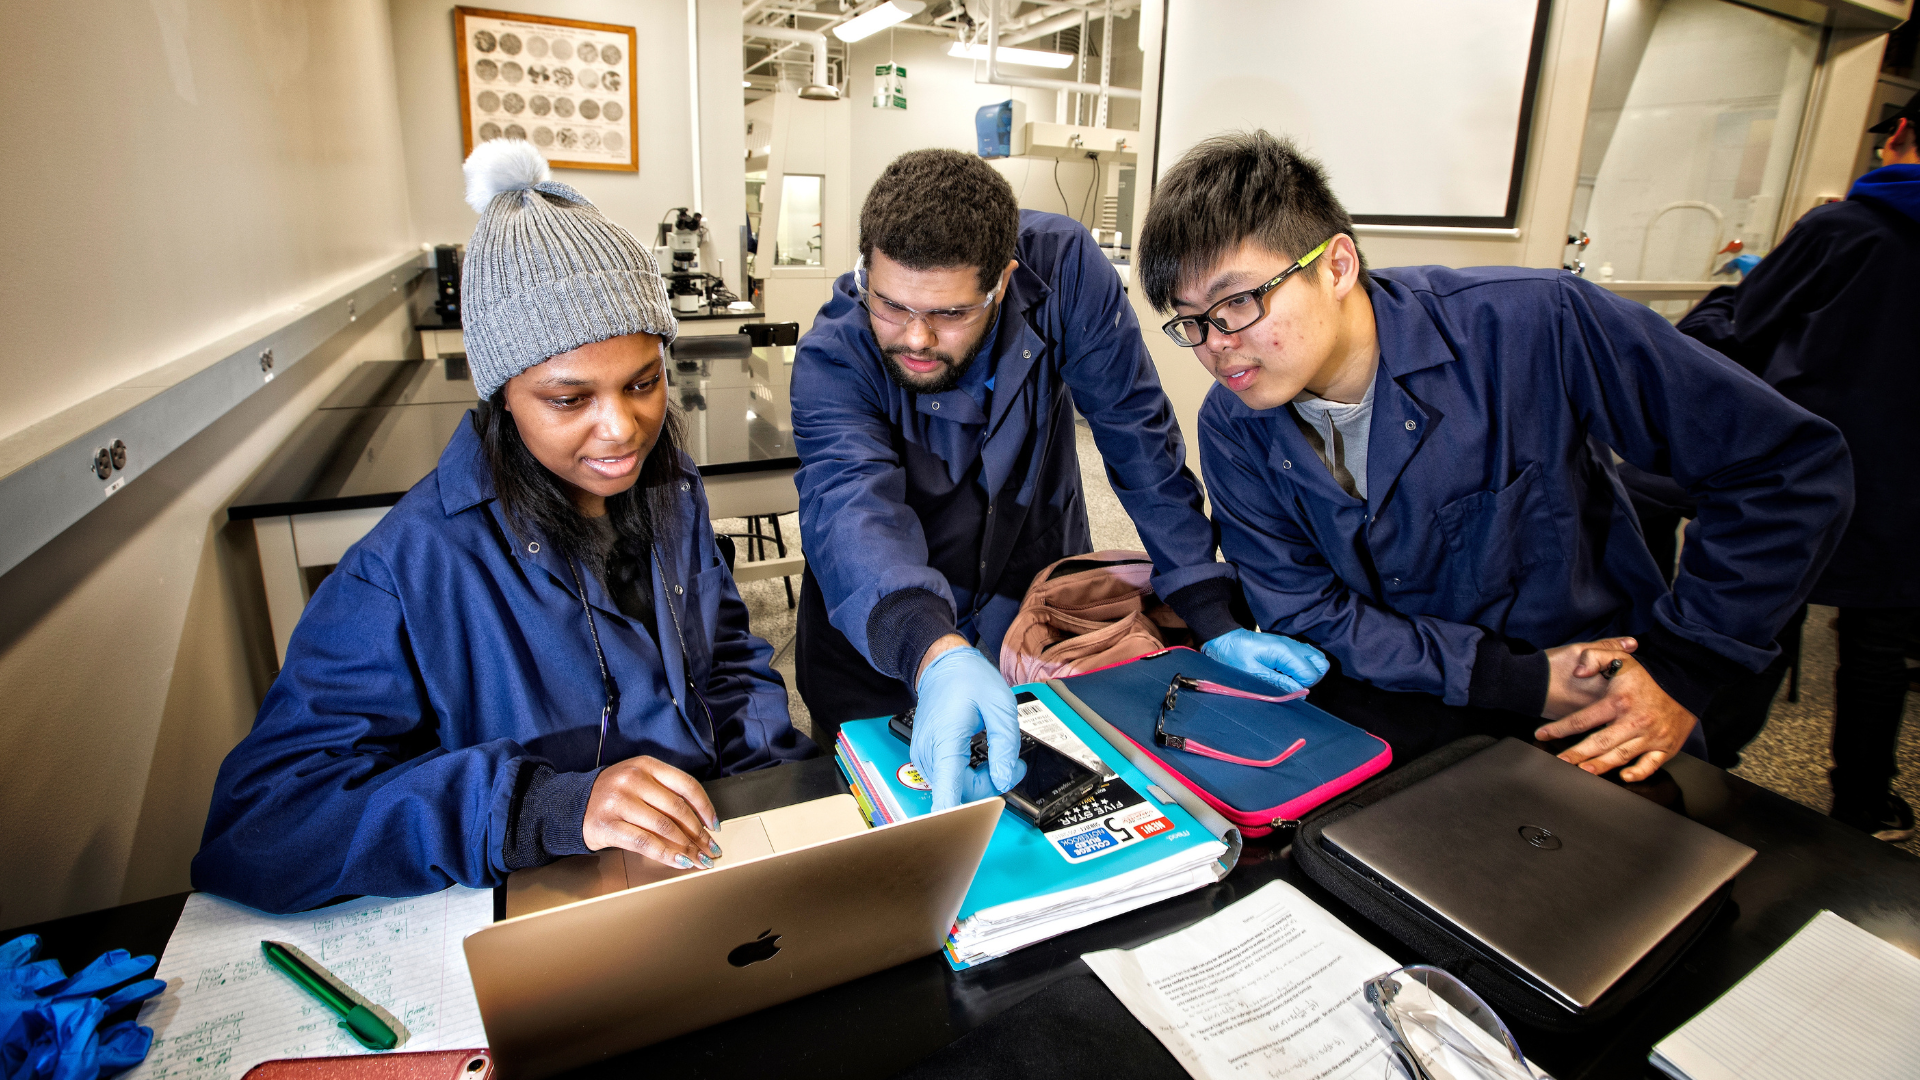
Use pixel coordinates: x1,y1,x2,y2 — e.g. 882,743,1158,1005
459,139,676,400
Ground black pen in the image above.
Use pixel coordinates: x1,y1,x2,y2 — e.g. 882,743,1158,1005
1600,659,1625,680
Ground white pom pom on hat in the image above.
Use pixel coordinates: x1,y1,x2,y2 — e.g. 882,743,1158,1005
463,139,552,213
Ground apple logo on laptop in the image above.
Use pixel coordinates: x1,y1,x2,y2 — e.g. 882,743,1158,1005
727,929,782,967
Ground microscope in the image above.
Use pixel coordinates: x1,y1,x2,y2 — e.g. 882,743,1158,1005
657,208,710,315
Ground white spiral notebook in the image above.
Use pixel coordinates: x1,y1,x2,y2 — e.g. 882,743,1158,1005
1650,909,1920,1080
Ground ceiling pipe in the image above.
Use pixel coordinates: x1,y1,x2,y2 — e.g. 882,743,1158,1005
744,23,840,98
1000,10,1085,46
984,1,1139,101
745,40,800,74
998,1,1136,44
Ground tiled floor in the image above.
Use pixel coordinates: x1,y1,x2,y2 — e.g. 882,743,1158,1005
726,421,1920,853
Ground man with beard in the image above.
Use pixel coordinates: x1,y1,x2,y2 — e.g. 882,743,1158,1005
792,149,1326,809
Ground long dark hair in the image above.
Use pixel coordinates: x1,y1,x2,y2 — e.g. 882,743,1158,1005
473,391,684,573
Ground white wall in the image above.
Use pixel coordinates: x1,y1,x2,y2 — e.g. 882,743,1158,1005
389,0,748,295
0,0,422,929
695,0,750,293
0,0,415,444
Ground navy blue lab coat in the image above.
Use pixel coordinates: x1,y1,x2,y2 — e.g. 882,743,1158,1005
1677,163,1920,608
1199,266,1853,718
792,211,1234,694
194,416,812,913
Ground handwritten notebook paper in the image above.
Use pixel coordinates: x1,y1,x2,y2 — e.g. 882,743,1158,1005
1083,880,1397,1080
1651,909,1920,1080
123,887,493,1080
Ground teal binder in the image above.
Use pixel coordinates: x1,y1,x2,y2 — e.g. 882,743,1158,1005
835,681,1233,967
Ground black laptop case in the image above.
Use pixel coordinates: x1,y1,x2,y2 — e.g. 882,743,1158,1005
1291,736,1734,1031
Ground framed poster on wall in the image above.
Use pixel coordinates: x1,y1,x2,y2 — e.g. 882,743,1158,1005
454,7,638,172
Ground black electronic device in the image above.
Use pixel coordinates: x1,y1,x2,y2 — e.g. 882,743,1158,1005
889,709,988,768
432,245,462,323
1003,732,1103,827
887,707,1102,827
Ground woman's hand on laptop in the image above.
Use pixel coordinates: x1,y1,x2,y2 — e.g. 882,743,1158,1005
1533,647,1695,783
583,755,723,869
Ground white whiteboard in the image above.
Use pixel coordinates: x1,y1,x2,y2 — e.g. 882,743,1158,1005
1155,0,1548,226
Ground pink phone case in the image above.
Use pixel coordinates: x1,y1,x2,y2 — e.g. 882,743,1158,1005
241,1050,491,1080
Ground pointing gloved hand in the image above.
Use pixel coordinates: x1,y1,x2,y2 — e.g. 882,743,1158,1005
912,641,1026,811
1201,628,1330,694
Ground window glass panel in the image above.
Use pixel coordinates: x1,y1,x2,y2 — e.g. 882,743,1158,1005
1571,0,1820,287
775,174,823,267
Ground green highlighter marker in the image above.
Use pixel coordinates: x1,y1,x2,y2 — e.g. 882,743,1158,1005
261,940,405,1051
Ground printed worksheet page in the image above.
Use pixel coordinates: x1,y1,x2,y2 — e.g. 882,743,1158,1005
1083,880,1396,1080
123,887,493,1080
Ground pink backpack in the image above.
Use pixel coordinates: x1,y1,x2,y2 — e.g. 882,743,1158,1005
998,551,1192,684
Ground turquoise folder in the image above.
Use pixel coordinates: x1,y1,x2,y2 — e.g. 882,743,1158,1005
834,681,1230,966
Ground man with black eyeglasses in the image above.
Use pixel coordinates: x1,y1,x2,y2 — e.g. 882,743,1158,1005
792,148,1326,809
1137,130,1854,781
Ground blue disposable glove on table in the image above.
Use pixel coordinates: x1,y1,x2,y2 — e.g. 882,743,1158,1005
1,934,165,1080
911,646,1026,812
1201,629,1330,695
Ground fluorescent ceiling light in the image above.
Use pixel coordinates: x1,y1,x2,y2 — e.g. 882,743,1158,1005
742,80,753,87
946,42,1074,69
833,0,925,43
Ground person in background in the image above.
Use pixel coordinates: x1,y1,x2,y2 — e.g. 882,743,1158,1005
1673,92,1920,841
194,141,812,913
792,149,1326,810
1136,130,1852,780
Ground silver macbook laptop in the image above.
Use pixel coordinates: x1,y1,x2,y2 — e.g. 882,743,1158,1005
464,795,1003,1079
1319,738,1754,1012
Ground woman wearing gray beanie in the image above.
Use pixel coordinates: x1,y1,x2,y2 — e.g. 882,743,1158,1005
192,140,814,913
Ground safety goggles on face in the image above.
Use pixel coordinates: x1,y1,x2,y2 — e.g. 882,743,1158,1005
1160,237,1336,348
1154,673,1308,767
855,257,1001,333
1364,965,1541,1080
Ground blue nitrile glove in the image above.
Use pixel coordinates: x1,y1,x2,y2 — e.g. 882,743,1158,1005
1201,629,1330,694
2,935,165,1080
911,646,1026,812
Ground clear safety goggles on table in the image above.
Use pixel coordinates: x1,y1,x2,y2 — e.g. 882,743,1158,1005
1364,965,1552,1080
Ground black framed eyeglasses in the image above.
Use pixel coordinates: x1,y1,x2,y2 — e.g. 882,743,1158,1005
1160,237,1335,348
1154,673,1309,768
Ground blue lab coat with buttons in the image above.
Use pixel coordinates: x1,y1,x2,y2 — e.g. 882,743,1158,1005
792,210,1233,684
1198,266,1852,714
193,416,812,913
